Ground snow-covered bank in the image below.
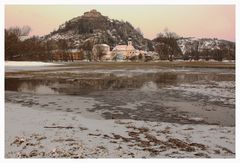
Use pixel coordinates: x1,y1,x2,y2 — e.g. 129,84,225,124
5,61,63,72
5,102,235,158
5,61,61,67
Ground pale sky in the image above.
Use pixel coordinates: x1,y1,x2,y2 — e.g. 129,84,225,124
5,5,235,41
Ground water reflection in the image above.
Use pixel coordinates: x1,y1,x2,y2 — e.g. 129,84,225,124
5,72,235,95
19,84,58,94
5,79,59,95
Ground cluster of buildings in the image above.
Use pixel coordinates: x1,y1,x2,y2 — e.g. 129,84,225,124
53,39,158,62
95,39,137,61
93,39,159,61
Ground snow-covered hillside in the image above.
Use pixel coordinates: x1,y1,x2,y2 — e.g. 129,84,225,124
43,9,151,51
177,37,234,55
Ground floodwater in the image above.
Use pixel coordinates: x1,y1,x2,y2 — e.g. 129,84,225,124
5,67,235,126
5,70,234,94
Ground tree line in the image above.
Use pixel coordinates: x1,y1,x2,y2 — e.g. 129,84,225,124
5,26,85,61
5,26,235,62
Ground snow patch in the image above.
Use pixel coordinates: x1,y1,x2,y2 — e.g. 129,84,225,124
168,81,235,105
5,61,61,67
5,102,235,158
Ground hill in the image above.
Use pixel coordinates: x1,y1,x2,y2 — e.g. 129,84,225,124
44,9,153,51
177,37,235,60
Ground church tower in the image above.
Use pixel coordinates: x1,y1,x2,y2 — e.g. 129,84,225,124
127,38,132,46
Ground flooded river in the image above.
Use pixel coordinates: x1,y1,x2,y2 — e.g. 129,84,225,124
5,67,235,126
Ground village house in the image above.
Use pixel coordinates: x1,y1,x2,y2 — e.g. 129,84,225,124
52,49,83,61
111,39,136,60
92,44,111,60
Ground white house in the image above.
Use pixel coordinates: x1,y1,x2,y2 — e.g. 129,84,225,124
111,39,136,59
92,44,111,60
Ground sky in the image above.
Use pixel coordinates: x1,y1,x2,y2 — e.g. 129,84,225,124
5,5,235,41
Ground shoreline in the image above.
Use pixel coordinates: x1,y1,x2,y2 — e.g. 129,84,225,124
5,60,235,71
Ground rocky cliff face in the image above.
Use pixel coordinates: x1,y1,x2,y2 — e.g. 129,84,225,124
44,9,153,51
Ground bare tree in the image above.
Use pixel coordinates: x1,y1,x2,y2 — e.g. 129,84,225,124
7,25,31,37
154,28,181,61
7,27,21,37
136,27,143,36
21,25,31,36
5,26,31,60
57,39,70,61
46,39,58,61
163,28,179,39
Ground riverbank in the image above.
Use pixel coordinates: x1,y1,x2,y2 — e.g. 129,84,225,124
5,61,235,73
5,101,235,158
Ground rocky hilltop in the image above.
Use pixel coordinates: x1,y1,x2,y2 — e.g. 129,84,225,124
45,9,153,51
